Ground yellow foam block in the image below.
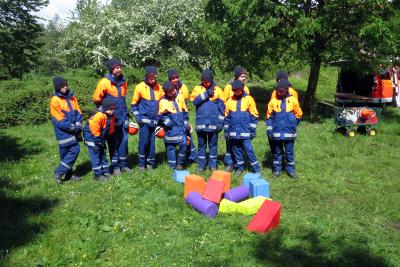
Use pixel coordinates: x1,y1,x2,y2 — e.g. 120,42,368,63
219,199,240,213
237,196,272,215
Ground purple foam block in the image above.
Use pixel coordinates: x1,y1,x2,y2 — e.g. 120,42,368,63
185,192,218,218
223,185,250,202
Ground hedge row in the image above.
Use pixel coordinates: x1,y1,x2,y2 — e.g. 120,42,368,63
0,67,232,128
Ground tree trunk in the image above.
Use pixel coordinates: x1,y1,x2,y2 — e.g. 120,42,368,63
303,55,322,115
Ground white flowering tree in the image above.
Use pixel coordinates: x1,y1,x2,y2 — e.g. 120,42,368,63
56,0,208,69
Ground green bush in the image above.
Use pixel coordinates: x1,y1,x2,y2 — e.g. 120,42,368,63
0,67,206,128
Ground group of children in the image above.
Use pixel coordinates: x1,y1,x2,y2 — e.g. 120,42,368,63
49,59,302,184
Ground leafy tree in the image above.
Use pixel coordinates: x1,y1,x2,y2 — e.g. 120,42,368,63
56,0,206,70
0,0,49,79
205,0,400,113
37,15,65,75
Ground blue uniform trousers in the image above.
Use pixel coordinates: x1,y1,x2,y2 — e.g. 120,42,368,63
230,139,260,173
187,132,197,162
86,143,110,176
55,143,80,176
224,140,236,167
107,124,128,171
165,140,187,168
270,139,295,174
197,131,218,169
138,124,156,168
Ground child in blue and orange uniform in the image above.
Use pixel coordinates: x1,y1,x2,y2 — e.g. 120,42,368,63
224,80,260,174
266,79,303,179
190,69,225,171
83,98,116,181
93,58,130,175
223,66,251,172
168,69,197,163
131,66,164,170
50,77,83,184
158,81,190,169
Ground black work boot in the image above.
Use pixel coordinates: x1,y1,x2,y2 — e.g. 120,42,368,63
224,165,234,172
287,172,299,179
272,171,281,178
176,164,185,170
54,173,63,184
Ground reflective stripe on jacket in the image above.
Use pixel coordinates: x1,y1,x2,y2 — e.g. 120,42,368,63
50,91,82,147
266,95,302,140
83,111,115,145
190,83,225,132
225,95,258,139
93,74,128,125
131,81,164,127
158,94,188,143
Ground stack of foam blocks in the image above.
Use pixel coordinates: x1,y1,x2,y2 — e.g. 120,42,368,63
174,169,281,234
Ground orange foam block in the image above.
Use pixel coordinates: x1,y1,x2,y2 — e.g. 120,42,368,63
184,175,206,199
247,200,281,233
211,170,231,192
202,178,225,204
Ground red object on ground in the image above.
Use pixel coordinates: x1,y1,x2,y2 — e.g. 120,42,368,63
202,178,225,204
247,200,281,233
211,170,231,192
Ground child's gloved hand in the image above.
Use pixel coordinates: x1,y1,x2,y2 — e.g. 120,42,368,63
69,123,76,133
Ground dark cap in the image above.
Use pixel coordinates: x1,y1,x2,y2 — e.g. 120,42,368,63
106,58,122,73
167,69,179,80
233,66,246,80
231,80,244,91
145,66,158,78
102,98,116,111
53,76,68,92
201,69,214,82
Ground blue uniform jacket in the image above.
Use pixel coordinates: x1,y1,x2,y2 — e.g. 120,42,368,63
50,91,83,147
190,82,225,132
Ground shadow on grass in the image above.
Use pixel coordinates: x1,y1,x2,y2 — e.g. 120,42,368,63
0,176,58,261
0,132,43,162
254,229,388,267
0,132,58,263
74,160,92,177
262,150,273,169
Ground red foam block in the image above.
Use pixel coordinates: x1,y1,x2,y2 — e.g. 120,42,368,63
247,200,281,233
202,178,225,204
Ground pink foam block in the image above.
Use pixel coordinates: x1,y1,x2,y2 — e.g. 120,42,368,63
247,200,281,233
202,178,225,204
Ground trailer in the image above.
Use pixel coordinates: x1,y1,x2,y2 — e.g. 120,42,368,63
334,106,381,137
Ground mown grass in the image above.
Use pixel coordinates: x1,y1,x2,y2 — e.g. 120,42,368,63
1,67,400,266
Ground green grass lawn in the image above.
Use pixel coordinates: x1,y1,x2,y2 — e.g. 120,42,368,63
1,68,400,266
